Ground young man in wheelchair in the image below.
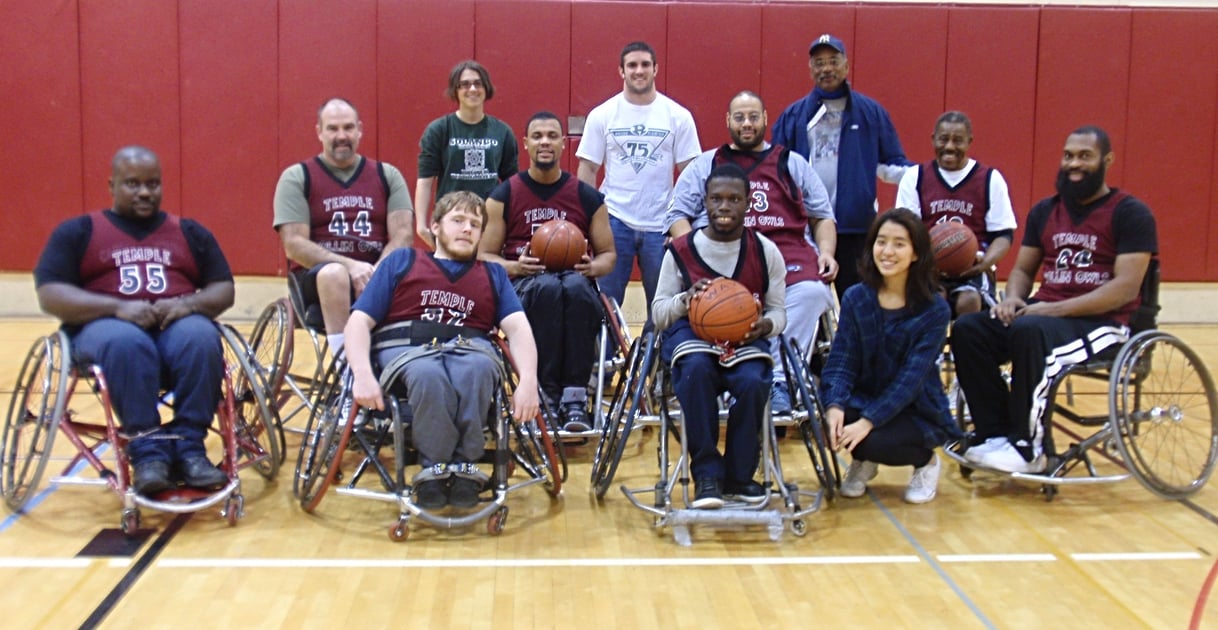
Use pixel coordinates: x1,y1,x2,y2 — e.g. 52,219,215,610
345,191,540,509
896,110,1018,318
953,126,1157,474
653,163,788,509
33,146,235,496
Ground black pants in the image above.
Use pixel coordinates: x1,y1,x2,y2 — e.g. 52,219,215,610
833,233,867,301
513,271,602,402
843,407,934,468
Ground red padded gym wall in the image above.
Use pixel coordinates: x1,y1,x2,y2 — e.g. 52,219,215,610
1124,10,1218,281
759,3,855,130
665,2,763,151
1032,8,1131,204
943,6,1039,278
179,0,280,274
568,1,669,179
475,0,573,174
376,0,476,185
78,0,182,220
1212,98,1218,279
0,0,83,271
855,6,949,210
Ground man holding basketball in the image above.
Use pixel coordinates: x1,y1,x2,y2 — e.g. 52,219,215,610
953,126,1157,474
481,112,616,432
896,111,1017,317
653,163,787,508
667,90,837,416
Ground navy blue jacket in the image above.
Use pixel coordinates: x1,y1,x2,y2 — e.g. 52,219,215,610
772,83,911,235
820,283,960,448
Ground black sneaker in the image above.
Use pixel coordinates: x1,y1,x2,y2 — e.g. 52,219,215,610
449,476,482,509
178,456,228,490
724,479,767,504
412,478,448,509
131,460,174,496
691,477,724,510
562,402,592,432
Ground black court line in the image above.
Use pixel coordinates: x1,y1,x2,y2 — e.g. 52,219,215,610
78,513,192,630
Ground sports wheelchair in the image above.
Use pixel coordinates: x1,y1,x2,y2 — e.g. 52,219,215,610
246,271,330,439
2,324,279,532
292,331,565,541
945,260,1218,500
591,329,837,545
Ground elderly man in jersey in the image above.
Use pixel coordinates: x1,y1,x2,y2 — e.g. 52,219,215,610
34,146,235,496
896,111,1018,317
346,191,539,510
273,97,414,357
953,126,1157,474
654,162,787,509
480,111,616,433
667,90,837,416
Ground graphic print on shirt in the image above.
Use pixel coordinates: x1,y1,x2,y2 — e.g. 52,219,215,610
609,124,671,174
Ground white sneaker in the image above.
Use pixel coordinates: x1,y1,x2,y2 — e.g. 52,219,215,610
963,436,1010,463
840,460,879,498
905,454,940,504
977,441,1046,473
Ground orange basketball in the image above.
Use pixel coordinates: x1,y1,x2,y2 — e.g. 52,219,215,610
688,278,761,345
529,219,587,272
930,221,979,278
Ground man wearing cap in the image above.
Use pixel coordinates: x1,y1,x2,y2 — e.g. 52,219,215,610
773,34,911,299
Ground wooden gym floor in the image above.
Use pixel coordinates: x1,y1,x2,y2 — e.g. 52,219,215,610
1,317,1216,628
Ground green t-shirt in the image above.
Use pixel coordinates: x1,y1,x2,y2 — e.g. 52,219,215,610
417,113,519,199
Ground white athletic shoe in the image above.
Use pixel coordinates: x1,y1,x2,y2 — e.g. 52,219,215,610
963,436,1010,464
840,460,879,498
978,442,1046,473
905,454,941,504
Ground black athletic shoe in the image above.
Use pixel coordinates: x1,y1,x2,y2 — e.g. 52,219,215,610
562,402,592,432
178,456,228,490
448,476,482,509
412,478,448,509
132,460,174,496
724,479,767,504
691,477,724,510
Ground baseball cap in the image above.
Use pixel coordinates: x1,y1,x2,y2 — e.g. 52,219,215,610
808,34,846,56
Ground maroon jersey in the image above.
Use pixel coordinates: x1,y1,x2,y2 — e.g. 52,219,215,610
301,156,390,267
80,211,199,300
668,229,770,298
1033,191,1139,324
501,173,590,261
917,159,992,246
384,252,499,332
713,145,821,284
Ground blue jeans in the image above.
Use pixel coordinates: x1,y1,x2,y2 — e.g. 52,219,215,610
71,315,223,465
598,215,666,329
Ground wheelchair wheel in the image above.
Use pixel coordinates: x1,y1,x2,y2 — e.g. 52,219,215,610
782,336,839,499
295,361,354,511
2,333,70,511
511,398,564,496
1111,330,1218,499
220,325,282,478
590,332,656,499
248,299,292,411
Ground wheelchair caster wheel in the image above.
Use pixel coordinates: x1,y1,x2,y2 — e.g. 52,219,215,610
959,465,974,480
121,509,141,535
388,522,409,542
223,495,244,526
791,519,808,537
487,507,508,535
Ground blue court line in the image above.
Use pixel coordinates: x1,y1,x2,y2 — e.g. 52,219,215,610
0,446,107,534
866,489,997,629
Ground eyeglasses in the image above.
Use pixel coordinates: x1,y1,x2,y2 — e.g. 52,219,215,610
812,56,844,70
458,79,484,90
731,113,763,124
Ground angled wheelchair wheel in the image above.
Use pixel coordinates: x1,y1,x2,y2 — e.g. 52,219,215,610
782,336,839,499
590,332,656,499
511,397,564,497
249,299,292,412
1111,330,1218,499
2,332,70,511
296,361,355,511
220,325,282,478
